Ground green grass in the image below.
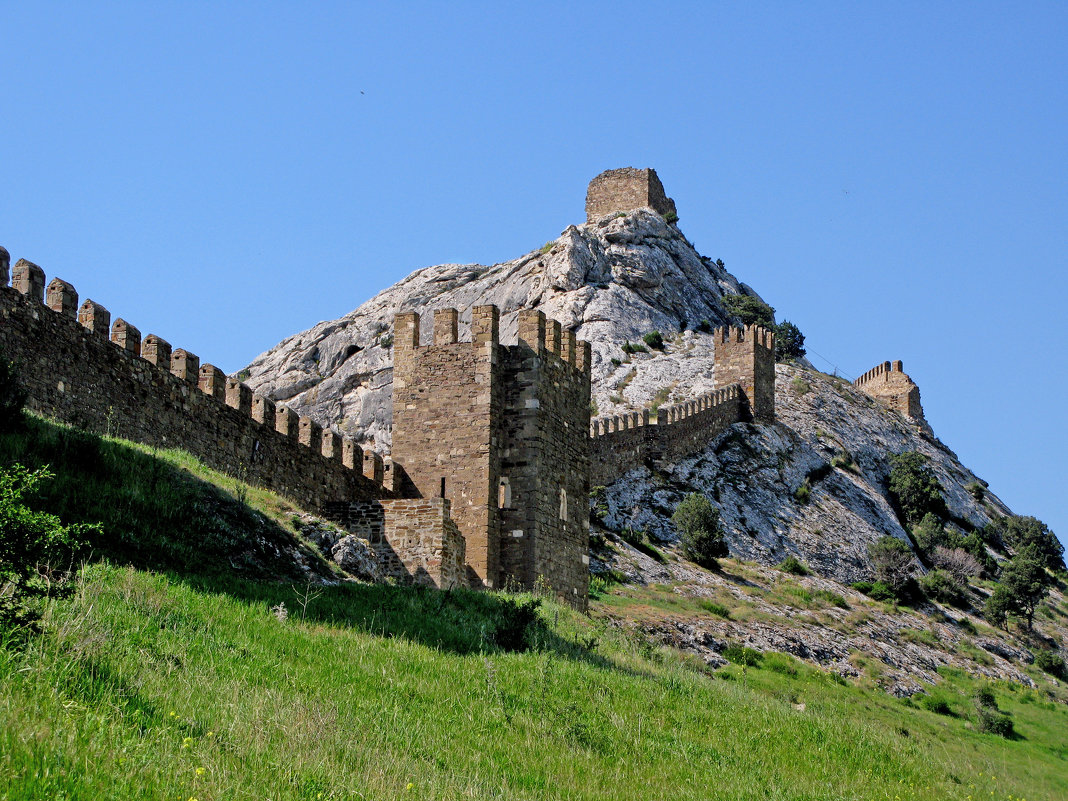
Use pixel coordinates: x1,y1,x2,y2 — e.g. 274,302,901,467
3,417,1068,799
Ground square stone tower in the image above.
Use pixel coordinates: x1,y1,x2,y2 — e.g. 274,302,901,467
389,305,592,605
585,167,678,223
713,324,776,423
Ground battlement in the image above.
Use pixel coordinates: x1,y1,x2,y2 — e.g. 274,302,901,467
585,167,678,224
854,360,925,421
713,324,776,423
0,249,387,510
588,385,744,485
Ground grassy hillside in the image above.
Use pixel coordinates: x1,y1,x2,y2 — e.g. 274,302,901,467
2,419,1067,800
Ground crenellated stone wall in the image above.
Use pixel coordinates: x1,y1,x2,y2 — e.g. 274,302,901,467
854,360,924,421
0,258,386,512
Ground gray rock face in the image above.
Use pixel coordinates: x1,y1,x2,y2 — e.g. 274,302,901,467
241,209,755,449
330,535,381,582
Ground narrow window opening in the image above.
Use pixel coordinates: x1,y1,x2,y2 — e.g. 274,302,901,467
559,488,567,521
498,478,511,508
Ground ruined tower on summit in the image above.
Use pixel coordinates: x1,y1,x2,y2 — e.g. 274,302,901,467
585,167,678,223
854,361,925,421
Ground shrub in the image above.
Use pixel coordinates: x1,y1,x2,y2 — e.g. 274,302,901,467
672,493,728,570
610,357,622,367
920,569,965,606
539,241,554,254
976,707,1015,738
831,451,854,471
0,350,27,433
1034,649,1067,680
662,210,679,224
774,321,806,361
695,319,713,334
621,342,648,355
723,644,762,667
790,377,811,396
966,481,985,502
793,480,811,505
918,693,953,715
851,580,874,594
887,452,947,525
777,555,810,576
868,536,916,597
0,465,92,630
642,331,665,350
494,597,542,651
721,294,775,329
973,686,998,709
911,512,946,556
619,527,666,563
931,546,983,586
763,652,799,676
699,600,731,618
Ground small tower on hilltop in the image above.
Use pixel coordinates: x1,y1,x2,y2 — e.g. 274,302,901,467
585,167,678,223
853,360,925,421
713,324,776,423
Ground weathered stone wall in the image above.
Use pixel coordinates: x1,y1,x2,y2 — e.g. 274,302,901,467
0,261,385,511
713,324,776,423
585,167,678,223
323,498,466,589
499,309,592,609
390,306,504,589
589,386,744,486
854,360,924,420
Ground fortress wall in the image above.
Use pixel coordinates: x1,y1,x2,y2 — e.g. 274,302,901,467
589,385,744,486
323,498,466,589
0,261,383,511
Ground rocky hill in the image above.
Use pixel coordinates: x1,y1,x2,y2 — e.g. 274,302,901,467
242,193,1008,588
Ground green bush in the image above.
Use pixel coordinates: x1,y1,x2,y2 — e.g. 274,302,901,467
698,600,731,618
662,211,679,224
793,480,811,505
918,693,953,716
854,580,897,603
1034,649,1067,680
721,294,775,329
973,686,998,709
618,528,666,563
887,452,947,525
777,555,810,576
976,707,1015,738
695,319,713,334
0,351,28,433
621,342,648,355
920,569,965,606
982,515,1064,573
672,494,728,570
642,331,665,350
0,464,92,630
723,644,762,667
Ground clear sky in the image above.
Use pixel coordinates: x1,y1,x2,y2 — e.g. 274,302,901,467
2,2,1065,546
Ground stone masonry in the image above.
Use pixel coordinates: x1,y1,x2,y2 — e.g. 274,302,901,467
389,305,592,606
854,360,925,421
585,167,678,223
713,324,776,424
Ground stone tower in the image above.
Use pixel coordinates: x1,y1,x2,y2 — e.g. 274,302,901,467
854,360,924,421
713,324,776,423
389,305,592,605
585,167,678,223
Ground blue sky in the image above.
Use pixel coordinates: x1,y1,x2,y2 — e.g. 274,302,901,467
1,2,1065,546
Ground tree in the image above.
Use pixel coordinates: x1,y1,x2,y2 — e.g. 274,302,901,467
722,294,775,329
867,535,916,598
887,451,947,525
982,515,1064,573
773,321,806,361
931,546,983,587
672,493,728,569
984,545,1054,631
0,465,90,630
